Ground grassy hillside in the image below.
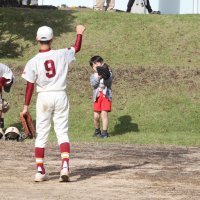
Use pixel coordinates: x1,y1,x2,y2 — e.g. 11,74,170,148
1,8,200,67
1,8,200,146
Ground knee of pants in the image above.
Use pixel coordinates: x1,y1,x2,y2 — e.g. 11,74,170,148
35,134,49,148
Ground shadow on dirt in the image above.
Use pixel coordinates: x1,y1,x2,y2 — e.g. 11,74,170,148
110,115,139,136
48,162,149,182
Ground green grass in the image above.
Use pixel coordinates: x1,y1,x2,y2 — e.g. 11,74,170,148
1,8,200,146
1,8,200,67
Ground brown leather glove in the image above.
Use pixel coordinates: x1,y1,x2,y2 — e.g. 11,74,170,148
19,112,35,139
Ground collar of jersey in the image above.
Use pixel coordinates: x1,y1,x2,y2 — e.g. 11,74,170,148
39,48,51,53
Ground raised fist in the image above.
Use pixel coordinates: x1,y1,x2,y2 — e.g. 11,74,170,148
76,25,86,35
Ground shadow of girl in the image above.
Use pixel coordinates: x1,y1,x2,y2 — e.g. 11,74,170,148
110,115,139,136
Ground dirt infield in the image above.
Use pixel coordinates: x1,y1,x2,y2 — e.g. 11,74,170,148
0,140,200,200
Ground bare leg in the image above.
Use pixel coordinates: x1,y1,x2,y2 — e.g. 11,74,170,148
101,111,108,131
107,0,115,11
94,111,101,129
95,0,105,10
127,0,135,12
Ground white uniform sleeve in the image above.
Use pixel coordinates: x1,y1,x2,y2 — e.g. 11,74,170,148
66,47,76,64
21,60,36,83
0,63,14,80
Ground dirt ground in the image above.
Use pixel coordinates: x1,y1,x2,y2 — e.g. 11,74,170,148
0,140,200,200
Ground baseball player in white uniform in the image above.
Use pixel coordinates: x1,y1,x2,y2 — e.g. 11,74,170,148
21,25,85,182
0,63,15,93
0,63,15,130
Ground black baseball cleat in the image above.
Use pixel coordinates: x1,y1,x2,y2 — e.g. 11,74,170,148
100,132,110,138
93,129,101,137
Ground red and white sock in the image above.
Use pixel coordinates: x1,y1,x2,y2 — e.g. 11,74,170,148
60,142,70,170
35,147,45,174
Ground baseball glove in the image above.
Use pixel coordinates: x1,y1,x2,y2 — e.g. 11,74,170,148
96,63,111,80
19,112,35,139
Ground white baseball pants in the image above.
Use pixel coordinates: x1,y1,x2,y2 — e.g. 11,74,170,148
35,91,70,148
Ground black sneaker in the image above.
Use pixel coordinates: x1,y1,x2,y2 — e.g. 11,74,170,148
93,129,101,137
100,132,109,138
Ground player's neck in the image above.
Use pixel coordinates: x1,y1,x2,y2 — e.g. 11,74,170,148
39,44,51,52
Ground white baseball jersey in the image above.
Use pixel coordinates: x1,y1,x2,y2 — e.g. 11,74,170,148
0,63,15,83
22,48,75,92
